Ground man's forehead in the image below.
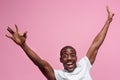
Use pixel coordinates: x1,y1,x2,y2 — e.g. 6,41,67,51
64,48,76,53
60,46,76,56
66,48,72,52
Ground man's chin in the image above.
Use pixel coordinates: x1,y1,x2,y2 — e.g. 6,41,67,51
66,68,75,72
64,64,77,72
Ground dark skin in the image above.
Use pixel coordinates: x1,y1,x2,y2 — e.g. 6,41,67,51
60,46,77,72
6,6,114,80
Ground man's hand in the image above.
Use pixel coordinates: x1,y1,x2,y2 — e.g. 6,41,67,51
6,24,27,46
106,6,114,22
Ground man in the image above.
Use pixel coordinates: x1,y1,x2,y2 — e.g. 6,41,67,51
6,6,114,80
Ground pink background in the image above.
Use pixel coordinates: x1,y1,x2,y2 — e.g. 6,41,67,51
1,0,120,80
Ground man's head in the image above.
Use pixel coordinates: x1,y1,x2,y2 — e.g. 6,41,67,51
60,46,77,72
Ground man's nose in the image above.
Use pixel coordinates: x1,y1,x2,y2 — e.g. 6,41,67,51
67,55,72,60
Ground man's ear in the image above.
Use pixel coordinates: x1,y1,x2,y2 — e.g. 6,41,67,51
60,57,63,63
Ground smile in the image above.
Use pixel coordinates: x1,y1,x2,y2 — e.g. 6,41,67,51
66,62,75,69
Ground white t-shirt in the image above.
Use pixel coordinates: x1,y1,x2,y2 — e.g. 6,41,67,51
54,56,92,80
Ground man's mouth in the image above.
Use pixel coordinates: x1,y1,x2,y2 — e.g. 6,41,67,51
66,62,74,69
67,62,73,65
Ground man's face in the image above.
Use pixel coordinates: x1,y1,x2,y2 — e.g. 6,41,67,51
60,48,77,72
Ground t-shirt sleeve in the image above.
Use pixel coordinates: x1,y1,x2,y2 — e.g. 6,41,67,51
77,56,92,71
54,70,63,80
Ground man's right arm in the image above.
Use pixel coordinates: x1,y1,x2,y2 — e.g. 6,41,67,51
6,25,56,80
21,43,56,80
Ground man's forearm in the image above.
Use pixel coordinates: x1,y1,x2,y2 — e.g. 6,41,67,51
20,43,44,66
86,18,113,65
20,43,55,80
93,19,112,48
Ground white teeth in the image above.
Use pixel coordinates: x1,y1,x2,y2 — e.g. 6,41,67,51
67,62,73,65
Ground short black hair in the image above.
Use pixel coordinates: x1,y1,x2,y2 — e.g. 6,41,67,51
60,46,76,56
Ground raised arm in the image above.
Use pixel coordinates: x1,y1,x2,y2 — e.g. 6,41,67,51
86,6,114,65
6,25,56,80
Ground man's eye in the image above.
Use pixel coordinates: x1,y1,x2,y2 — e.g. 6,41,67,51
71,54,76,57
62,55,67,58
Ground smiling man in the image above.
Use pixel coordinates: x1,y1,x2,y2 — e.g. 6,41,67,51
6,6,114,80
55,46,92,80
60,46,77,72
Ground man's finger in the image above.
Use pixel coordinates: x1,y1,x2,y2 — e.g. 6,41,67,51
7,27,14,34
5,34,13,39
106,6,108,12
15,24,18,32
23,31,27,38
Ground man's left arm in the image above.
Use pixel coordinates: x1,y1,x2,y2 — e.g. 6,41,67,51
86,6,114,65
